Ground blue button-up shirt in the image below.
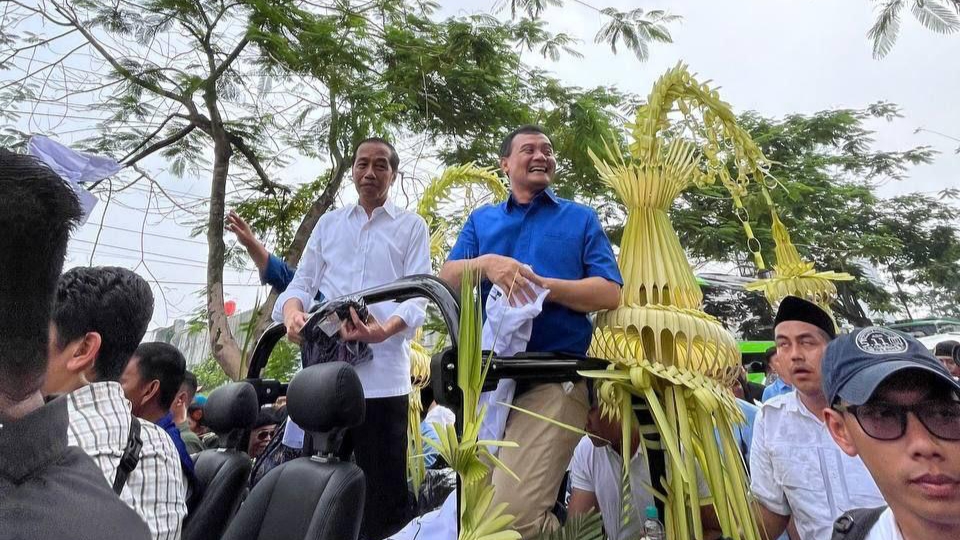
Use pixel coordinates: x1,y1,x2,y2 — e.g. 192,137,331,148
448,189,622,356
262,253,324,303
761,377,793,402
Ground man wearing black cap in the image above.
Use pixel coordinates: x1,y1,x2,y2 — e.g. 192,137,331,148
823,327,960,540
750,297,884,540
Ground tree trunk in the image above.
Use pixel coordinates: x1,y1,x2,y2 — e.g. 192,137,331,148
203,81,242,379
833,283,873,327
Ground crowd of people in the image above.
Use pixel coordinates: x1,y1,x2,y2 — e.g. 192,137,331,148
1,125,959,540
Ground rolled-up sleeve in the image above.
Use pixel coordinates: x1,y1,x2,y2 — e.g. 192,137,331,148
272,224,325,322
748,406,790,516
391,216,431,337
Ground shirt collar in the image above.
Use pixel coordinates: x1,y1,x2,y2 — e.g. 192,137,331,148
69,381,130,413
505,188,559,212
780,391,824,424
0,396,70,483
351,199,398,219
157,412,175,430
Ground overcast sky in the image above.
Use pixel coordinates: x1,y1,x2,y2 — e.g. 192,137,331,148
44,0,959,330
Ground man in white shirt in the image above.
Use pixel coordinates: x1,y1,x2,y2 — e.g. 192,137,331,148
45,266,187,540
750,297,884,540
568,385,721,540
822,327,960,540
274,137,430,540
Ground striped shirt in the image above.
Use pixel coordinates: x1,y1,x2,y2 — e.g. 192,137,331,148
67,382,187,540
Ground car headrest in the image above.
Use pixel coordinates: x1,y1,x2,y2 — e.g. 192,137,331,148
203,381,259,434
287,362,364,434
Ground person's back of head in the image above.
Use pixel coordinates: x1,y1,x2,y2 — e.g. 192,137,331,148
0,149,151,540
46,266,154,394
0,149,81,418
121,341,186,422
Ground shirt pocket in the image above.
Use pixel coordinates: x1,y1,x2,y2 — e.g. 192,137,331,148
771,444,824,492
534,231,582,278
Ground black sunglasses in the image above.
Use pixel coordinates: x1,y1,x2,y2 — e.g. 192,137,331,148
835,400,960,441
254,428,276,442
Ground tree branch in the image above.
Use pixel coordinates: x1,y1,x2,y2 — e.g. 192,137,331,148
213,37,250,81
50,1,192,107
123,124,197,167
119,113,179,162
226,131,290,194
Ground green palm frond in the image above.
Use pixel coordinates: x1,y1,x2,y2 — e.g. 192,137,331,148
869,0,905,59
595,7,678,62
910,0,960,33
531,511,604,540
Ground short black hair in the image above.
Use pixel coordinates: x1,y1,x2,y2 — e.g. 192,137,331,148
133,342,186,410
0,150,81,400
180,370,198,402
53,266,154,382
499,125,553,157
935,340,959,358
352,137,400,172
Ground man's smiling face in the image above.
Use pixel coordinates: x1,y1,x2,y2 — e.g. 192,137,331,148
500,132,557,192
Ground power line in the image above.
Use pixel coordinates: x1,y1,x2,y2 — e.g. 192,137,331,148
69,246,258,273
82,221,210,246
71,238,212,265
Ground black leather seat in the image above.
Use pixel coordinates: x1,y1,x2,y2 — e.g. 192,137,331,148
182,382,259,540
222,361,366,540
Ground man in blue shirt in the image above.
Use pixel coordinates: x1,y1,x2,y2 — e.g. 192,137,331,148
121,342,196,479
762,345,794,402
440,125,622,538
226,210,323,301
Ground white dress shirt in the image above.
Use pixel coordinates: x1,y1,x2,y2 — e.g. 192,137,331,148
67,382,187,540
750,391,885,540
569,436,709,540
273,201,430,398
864,508,902,540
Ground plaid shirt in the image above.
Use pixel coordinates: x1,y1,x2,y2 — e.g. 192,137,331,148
67,382,187,540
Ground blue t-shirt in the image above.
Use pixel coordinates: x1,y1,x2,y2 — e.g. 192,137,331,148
447,189,622,356
761,378,793,402
157,412,196,479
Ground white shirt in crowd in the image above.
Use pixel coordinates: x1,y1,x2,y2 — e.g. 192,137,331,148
864,508,903,540
750,391,885,540
273,201,430,398
67,381,187,540
569,436,708,540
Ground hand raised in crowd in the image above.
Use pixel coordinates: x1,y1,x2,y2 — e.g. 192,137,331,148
479,254,543,306
225,210,257,249
339,307,390,344
283,310,309,345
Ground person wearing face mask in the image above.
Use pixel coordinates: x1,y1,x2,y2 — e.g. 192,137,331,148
750,297,884,540
822,328,960,540
273,137,430,540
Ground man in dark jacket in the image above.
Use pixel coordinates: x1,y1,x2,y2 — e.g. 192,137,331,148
0,149,150,540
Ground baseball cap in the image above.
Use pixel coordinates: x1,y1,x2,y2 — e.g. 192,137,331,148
821,326,960,406
774,296,836,339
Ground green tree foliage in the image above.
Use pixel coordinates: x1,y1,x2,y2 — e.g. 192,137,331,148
669,103,959,324
2,0,671,380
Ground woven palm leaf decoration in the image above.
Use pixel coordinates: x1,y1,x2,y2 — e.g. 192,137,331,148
407,164,509,497
586,63,779,540
742,185,853,319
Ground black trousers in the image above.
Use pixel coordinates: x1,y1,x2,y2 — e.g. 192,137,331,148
337,394,410,540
